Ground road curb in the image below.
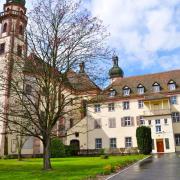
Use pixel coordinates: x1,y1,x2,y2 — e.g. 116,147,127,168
106,155,152,180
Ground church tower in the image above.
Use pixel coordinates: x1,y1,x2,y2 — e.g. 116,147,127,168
0,0,27,156
109,56,124,83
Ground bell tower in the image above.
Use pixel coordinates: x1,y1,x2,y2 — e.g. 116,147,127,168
0,0,27,156
0,0,27,53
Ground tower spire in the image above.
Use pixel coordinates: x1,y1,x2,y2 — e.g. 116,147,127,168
109,55,124,82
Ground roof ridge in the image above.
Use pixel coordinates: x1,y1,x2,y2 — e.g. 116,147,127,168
114,69,180,82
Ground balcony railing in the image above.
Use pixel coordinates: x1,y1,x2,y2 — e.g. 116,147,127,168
0,10,27,21
143,109,171,116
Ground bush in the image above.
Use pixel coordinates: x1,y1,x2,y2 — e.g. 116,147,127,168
136,126,152,155
103,164,115,175
65,145,74,156
99,148,105,155
100,155,109,159
1,155,15,159
50,138,65,158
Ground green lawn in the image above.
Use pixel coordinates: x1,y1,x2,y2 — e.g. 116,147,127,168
0,155,147,180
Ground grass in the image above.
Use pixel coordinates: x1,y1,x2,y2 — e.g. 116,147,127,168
0,154,147,180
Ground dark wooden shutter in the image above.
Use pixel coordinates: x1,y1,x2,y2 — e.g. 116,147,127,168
136,116,140,126
131,117,134,126
121,117,124,127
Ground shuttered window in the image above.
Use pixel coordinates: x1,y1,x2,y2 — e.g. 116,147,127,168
121,117,134,127
109,118,116,128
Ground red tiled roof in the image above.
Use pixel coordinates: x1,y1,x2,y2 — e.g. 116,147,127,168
90,69,180,103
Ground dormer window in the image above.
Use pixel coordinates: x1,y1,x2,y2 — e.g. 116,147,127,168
153,82,161,93
168,80,176,91
137,84,144,95
123,86,130,96
109,89,116,97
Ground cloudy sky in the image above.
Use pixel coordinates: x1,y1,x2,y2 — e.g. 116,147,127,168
87,0,180,76
1,0,180,77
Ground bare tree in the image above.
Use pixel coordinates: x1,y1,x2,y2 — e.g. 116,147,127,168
0,0,110,170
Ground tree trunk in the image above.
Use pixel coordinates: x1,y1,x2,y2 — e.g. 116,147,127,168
43,137,52,170
18,148,22,161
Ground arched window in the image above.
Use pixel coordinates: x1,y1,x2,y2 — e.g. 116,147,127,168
3,23,7,33
19,25,23,35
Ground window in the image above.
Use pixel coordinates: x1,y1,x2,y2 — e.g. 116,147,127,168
148,120,151,125
140,116,145,125
175,134,180,146
25,84,32,95
164,119,168,124
108,103,115,112
94,119,101,129
156,126,161,133
75,132,79,137
137,85,144,95
123,101,129,110
95,138,102,149
0,43,5,54
152,139,154,150
125,137,132,148
168,81,176,91
109,118,116,128
170,96,177,105
3,23,7,33
110,138,116,148
124,116,131,126
70,118,74,128
122,117,134,127
155,119,160,124
172,112,180,123
165,138,170,149
17,45,22,57
138,100,144,109
109,89,116,97
94,104,101,112
123,87,130,96
19,25,24,35
155,119,161,133
153,83,160,93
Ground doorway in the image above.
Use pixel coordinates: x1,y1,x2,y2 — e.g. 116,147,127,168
70,139,80,155
156,139,164,153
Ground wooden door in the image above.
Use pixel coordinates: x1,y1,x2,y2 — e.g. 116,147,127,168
156,139,164,153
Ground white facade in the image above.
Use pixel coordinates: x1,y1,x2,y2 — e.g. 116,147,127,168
67,74,180,154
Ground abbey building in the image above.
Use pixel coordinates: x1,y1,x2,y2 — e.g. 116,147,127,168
67,56,180,154
0,0,180,156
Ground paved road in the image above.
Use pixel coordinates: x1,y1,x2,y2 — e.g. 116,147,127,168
108,153,180,180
